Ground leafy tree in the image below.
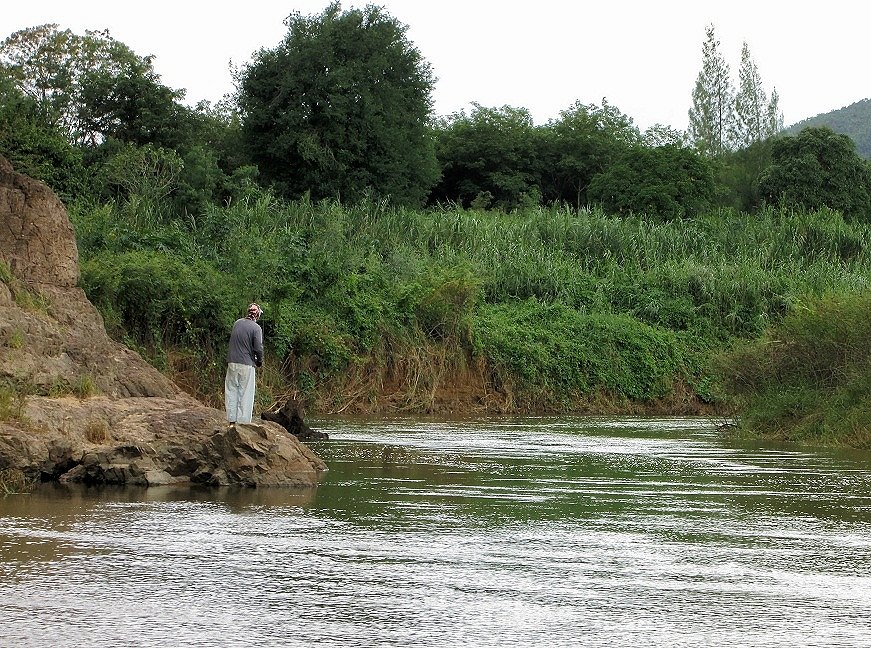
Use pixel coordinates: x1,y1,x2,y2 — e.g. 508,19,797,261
734,43,767,147
237,2,438,206
0,24,82,136
189,99,248,176
642,124,689,148
716,138,775,212
429,104,541,209
689,25,736,157
0,74,87,200
765,88,784,138
588,145,715,220
758,126,871,220
540,99,640,209
0,24,186,148
76,51,191,149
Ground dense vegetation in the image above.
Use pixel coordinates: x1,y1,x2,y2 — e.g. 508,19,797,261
4,6,871,444
718,292,871,448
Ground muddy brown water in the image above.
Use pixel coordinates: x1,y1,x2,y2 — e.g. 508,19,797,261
2,417,871,647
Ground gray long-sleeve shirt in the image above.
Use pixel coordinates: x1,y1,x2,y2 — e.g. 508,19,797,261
227,317,263,367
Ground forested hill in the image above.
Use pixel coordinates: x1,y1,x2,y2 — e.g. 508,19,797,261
785,98,871,158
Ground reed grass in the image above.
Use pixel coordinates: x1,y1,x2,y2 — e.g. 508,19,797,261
69,189,871,415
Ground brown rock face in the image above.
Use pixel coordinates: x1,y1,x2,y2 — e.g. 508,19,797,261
0,155,178,399
0,155,79,287
0,156,327,487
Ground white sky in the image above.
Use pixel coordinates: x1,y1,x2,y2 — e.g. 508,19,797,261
3,1,867,131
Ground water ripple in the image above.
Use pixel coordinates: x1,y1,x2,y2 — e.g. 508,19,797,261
2,416,871,647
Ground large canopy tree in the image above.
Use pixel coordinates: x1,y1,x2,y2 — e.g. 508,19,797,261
237,2,439,207
539,100,640,209
758,126,871,220
430,104,542,210
0,24,189,148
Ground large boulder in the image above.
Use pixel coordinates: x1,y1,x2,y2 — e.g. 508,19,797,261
0,156,326,487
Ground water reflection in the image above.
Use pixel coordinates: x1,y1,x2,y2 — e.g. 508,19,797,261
2,416,871,647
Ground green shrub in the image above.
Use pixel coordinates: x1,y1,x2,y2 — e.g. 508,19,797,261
270,301,354,377
718,292,871,445
0,259,13,285
81,250,235,350
2,328,24,349
0,379,28,422
471,300,686,402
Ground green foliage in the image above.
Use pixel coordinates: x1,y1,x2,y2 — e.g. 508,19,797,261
689,24,736,157
588,145,715,219
734,42,782,148
0,24,182,148
1,23,235,212
758,127,871,220
539,100,640,208
718,292,871,446
716,138,775,212
0,76,87,201
76,49,190,149
97,141,184,209
0,258,12,284
472,300,685,402
0,379,29,422
430,104,542,210
3,328,24,349
237,2,438,206
81,250,235,349
412,264,481,341
65,178,871,417
47,374,100,399
0,258,49,313
270,301,353,377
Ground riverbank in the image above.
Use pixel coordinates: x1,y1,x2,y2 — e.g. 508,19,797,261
72,194,871,445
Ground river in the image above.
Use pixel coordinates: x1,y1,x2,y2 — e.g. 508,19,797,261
2,417,870,647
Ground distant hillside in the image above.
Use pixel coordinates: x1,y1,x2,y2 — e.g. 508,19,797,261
785,98,871,158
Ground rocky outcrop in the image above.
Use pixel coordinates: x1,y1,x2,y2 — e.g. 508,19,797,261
0,156,326,486
0,396,324,487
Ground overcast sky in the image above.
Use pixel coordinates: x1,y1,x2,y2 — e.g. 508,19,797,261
3,1,867,131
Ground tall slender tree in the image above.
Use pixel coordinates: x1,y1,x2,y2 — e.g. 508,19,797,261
688,24,736,157
734,42,783,146
765,88,784,138
734,42,766,147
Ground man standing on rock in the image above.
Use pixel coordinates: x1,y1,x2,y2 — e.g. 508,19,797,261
225,303,264,425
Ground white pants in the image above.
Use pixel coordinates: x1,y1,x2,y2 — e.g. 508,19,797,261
225,362,256,423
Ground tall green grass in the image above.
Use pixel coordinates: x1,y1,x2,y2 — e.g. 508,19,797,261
67,190,871,413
